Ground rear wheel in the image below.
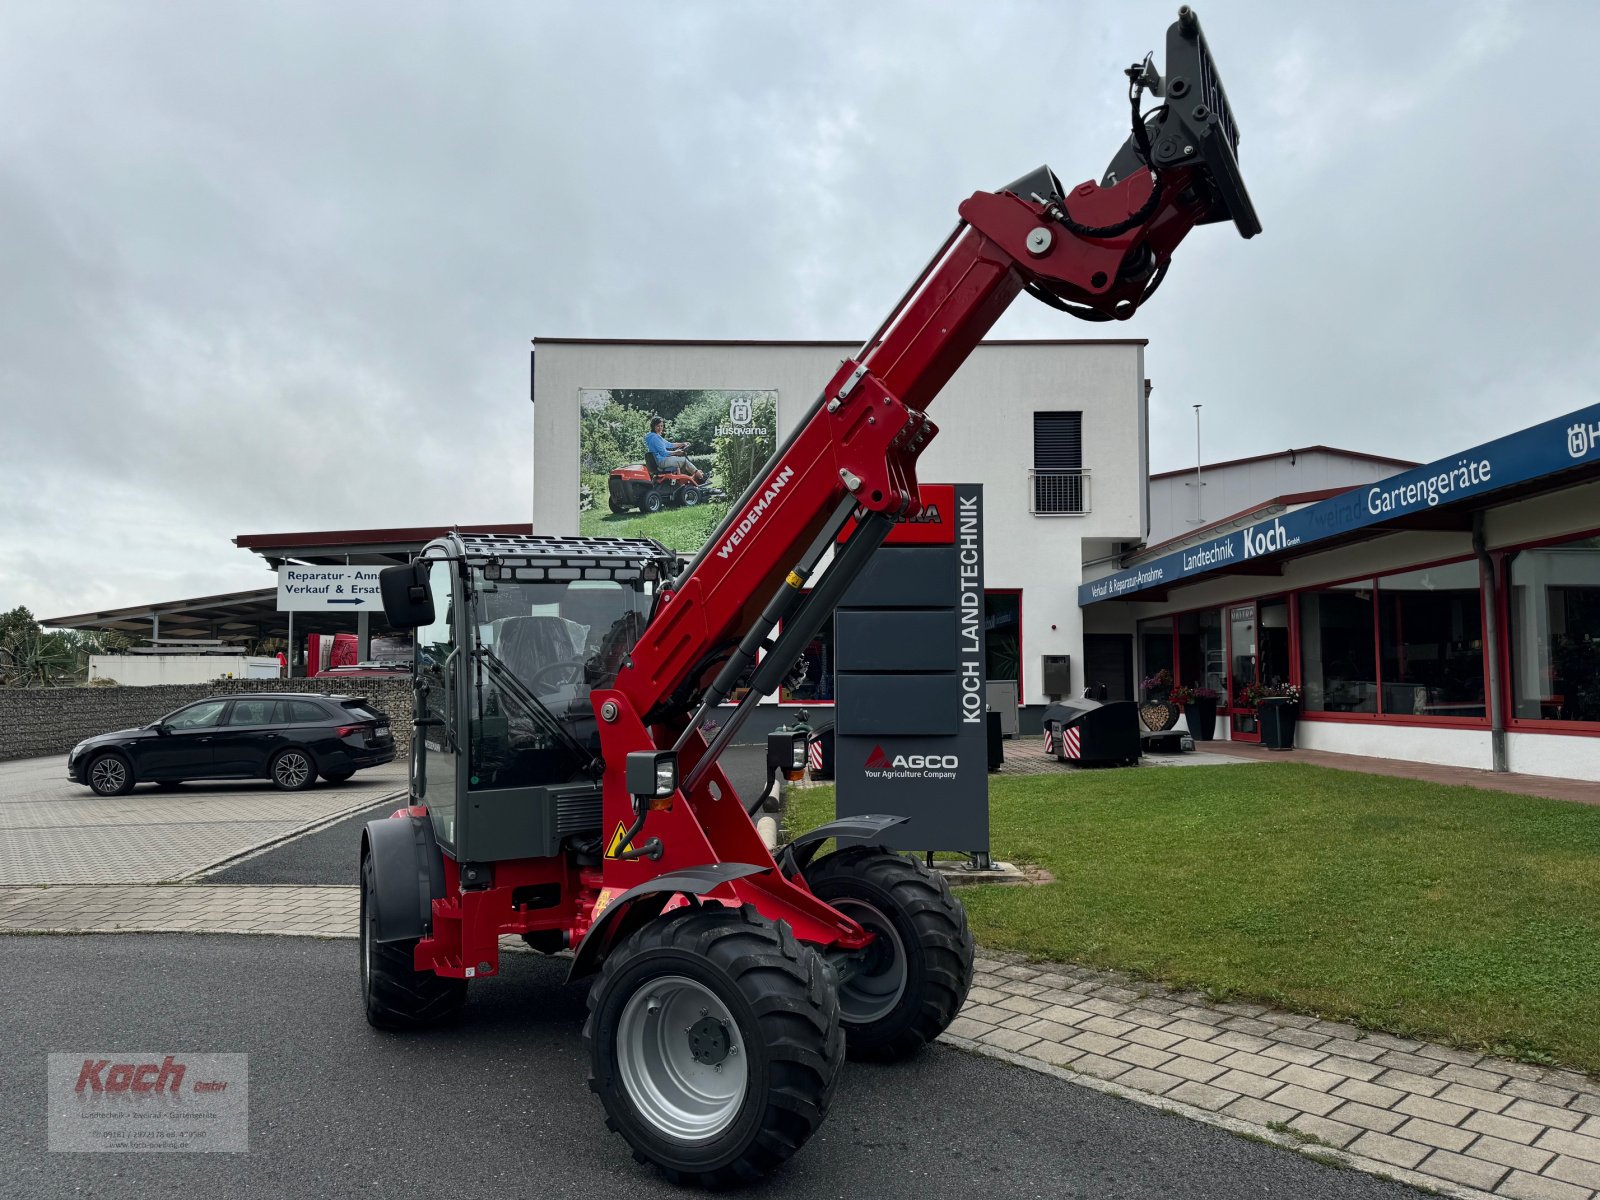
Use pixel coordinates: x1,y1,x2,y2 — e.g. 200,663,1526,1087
585,904,843,1187
88,753,134,796
359,854,466,1029
804,847,973,1061
609,498,628,514
270,748,316,791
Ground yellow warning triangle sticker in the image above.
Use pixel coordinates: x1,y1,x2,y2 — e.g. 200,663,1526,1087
604,822,629,859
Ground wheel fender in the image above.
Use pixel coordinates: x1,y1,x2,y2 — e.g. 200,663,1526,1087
567,862,770,982
361,812,446,945
778,814,907,875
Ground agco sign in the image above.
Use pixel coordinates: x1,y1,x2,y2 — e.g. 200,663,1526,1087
864,745,959,779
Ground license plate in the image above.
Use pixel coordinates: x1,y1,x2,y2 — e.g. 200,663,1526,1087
376,726,389,739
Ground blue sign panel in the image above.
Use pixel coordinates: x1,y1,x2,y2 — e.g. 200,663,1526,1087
1079,403,1600,605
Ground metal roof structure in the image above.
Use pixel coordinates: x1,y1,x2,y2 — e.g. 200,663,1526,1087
233,523,534,567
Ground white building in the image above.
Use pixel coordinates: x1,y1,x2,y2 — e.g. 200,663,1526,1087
531,337,1153,727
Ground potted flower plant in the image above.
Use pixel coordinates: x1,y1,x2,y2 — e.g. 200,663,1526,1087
1140,668,1174,701
1175,685,1220,741
1258,682,1301,750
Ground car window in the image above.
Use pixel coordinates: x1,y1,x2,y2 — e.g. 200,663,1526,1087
167,701,227,730
227,699,278,727
288,700,327,723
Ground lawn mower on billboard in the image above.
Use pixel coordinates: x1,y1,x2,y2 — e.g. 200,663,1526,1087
363,7,1257,1187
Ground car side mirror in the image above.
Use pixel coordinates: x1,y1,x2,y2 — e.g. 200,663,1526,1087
154,723,172,737
380,561,435,630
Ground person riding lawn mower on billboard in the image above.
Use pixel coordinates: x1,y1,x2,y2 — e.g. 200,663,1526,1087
607,416,728,514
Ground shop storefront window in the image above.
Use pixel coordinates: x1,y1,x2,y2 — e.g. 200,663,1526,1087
1177,609,1226,693
1508,535,1600,723
1298,583,1377,713
984,591,1022,702
1377,561,1485,718
1138,616,1174,690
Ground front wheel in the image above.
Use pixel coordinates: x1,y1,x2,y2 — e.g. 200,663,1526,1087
585,904,843,1187
87,753,134,796
803,847,974,1061
642,490,664,514
360,854,466,1029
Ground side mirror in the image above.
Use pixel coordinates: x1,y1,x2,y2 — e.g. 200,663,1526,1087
380,561,435,630
154,723,172,737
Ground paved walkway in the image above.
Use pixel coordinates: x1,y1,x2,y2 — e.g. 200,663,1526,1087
3,884,1597,1200
1202,741,1599,806
0,756,407,883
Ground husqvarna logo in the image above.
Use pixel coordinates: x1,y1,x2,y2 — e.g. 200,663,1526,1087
863,744,959,780
1570,420,1600,459
730,397,753,426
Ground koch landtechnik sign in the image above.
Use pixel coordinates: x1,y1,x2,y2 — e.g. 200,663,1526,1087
1079,402,1600,606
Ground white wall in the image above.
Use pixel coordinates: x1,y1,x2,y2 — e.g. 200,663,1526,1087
1295,719,1495,772
89,655,281,686
531,338,1148,705
1147,450,1408,547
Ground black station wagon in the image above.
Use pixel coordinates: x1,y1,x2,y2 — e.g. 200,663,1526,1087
67,693,395,796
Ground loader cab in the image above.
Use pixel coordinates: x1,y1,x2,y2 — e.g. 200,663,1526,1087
384,532,674,861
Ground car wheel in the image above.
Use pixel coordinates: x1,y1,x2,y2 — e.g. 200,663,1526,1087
88,753,135,796
321,769,354,784
270,748,316,791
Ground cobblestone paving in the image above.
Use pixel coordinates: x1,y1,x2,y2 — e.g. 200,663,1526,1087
4,883,1595,1200
0,756,407,884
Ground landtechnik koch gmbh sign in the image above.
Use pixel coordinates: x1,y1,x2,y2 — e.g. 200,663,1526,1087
1079,402,1600,605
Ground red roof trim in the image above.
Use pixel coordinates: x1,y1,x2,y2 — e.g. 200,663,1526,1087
1149,446,1419,481
233,523,533,551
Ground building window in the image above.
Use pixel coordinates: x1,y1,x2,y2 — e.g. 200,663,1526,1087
1378,561,1485,718
1507,534,1600,723
1031,411,1087,514
1176,609,1226,694
1299,583,1378,713
984,591,1022,703
780,616,834,704
1138,616,1174,691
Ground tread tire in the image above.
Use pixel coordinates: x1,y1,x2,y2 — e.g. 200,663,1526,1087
359,853,466,1030
584,903,843,1187
87,752,135,796
804,847,974,1061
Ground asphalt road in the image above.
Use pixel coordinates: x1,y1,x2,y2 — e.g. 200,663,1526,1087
2,935,1417,1200
209,743,776,886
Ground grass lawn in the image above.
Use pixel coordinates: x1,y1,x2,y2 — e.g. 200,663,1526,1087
786,763,1600,1072
579,502,726,554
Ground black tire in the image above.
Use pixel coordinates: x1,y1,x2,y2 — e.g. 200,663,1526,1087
269,747,316,791
609,499,628,514
803,847,974,1061
642,490,664,514
87,752,134,796
585,904,843,1187
681,487,701,507
321,769,354,784
359,853,467,1029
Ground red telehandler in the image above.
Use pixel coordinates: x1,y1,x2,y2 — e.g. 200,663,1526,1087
363,7,1257,1185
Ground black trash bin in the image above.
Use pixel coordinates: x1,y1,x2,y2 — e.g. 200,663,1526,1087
1041,698,1141,767
807,722,836,780
987,710,1004,772
1259,699,1298,751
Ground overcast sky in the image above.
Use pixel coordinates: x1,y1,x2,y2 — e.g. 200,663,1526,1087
3,0,1595,618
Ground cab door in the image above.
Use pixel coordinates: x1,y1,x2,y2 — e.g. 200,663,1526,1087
413,560,461,850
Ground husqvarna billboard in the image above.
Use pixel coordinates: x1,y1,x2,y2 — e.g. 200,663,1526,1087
833,483,990,852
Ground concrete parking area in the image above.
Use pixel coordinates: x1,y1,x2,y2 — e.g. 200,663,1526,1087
0,755,407,884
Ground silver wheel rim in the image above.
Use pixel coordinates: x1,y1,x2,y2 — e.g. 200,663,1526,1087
91,758,126,793
616,974,748,1141
275,753,310,788
832,899,908,1024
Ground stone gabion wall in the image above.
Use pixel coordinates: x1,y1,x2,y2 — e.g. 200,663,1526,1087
0,677,415,763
